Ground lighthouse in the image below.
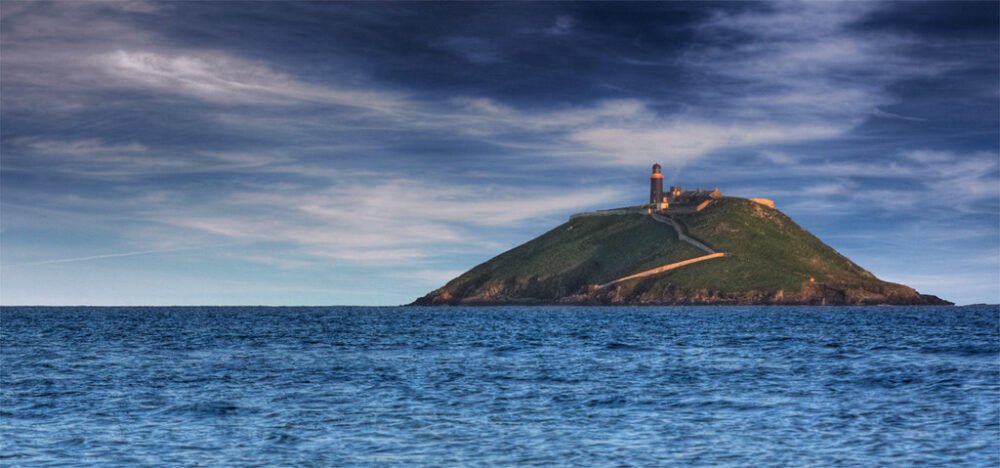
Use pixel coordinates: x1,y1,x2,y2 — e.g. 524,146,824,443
649,163,664,207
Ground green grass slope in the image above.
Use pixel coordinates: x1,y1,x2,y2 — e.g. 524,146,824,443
414,198,949,305
622,198,883,295
429,214,703,301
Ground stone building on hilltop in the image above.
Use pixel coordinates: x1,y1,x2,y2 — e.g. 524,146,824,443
647,163,772,213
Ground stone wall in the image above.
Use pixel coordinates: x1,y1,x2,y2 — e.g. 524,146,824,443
569,206,645,219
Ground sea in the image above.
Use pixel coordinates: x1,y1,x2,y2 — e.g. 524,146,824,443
1,306,998,466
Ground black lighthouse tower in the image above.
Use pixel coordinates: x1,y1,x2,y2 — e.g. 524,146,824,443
649,163,664,206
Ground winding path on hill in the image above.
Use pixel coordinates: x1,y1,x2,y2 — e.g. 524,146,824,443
598,212,725,288
649,213,715,254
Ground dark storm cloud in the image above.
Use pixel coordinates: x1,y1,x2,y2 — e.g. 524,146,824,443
851,1,1000,38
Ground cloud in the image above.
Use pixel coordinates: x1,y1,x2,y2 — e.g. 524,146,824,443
162,178,624,264
1,5,405,113
872,108,926,122
680,1,956,129
739,149,999,215
21,138,148,156
431,36,503,65
4,1,890,177
11,244,227,267
568,122,841,166
439,96,848,167
95,50,406,110
546,16,573,36
111,0,160,13
4,138,286,178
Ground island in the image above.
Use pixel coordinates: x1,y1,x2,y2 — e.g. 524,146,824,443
413,164,951,306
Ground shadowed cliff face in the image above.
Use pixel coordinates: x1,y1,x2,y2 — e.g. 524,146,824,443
412,199,952,306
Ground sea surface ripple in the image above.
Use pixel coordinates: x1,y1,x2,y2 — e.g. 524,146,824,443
2,306,998,466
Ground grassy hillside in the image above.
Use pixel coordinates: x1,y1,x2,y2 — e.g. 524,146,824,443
620,198,883,295
415,197,948,305
439,214,703,300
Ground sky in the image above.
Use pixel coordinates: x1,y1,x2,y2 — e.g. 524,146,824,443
1,1,997,306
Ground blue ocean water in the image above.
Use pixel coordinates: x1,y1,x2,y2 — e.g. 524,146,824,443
1,306,997,466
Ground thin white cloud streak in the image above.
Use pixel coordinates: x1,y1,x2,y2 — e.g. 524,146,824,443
872,108,926,122
95,50,407,110
23,139,148,156
4,138,290,178
10,244,229,267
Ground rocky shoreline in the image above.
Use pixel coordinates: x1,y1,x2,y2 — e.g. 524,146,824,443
412,282,952,306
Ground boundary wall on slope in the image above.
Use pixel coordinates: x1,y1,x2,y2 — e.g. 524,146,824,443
599,252,726,288
569,207,646,219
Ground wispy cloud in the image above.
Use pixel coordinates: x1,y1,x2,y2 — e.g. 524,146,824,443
567,122,841,166
729,149,998,215
162,179,624,264
4,138,288,178
682,2,957,128
872,108,926,122
95,50,407,110
546,15,574,36
431,36,503,65
11,244,228,267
